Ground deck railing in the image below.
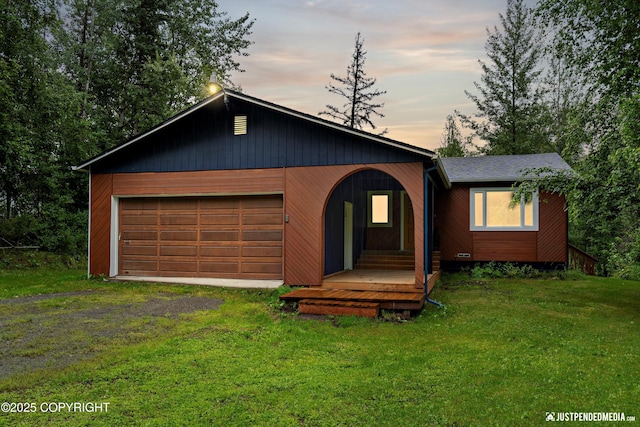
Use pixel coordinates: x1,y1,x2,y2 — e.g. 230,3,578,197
568,244,597,275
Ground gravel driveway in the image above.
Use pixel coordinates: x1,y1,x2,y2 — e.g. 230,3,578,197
0,291,223,378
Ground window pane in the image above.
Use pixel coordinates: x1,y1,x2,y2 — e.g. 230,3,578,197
474,192,484,227
371,195,389,223
524,199,534,227
486,191,520,227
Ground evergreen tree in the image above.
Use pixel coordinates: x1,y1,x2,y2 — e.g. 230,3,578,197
0,0,254,253
458,0,548,155
436,115,471,157
319,32,387,135
61,0,254,149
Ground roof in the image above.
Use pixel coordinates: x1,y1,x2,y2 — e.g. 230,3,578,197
437,153,573,187
74,89,435,172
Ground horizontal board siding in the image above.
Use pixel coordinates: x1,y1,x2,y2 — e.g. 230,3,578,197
473,232,537,261
112,168,285,196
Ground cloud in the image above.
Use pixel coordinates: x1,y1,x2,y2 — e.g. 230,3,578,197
219,0,509,148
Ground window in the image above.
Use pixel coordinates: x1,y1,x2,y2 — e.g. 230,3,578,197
368,191,393,227
470,188,538,231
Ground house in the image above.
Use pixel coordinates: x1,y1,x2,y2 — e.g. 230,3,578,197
435,154,572,271
75,90,572,317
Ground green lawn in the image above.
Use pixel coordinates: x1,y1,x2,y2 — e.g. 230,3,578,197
0,267,638,426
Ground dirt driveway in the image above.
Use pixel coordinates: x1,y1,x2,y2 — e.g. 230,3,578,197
0,291,223,378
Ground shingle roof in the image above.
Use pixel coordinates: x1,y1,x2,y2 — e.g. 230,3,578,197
438,153,572,185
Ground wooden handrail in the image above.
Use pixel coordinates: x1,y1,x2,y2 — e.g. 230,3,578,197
568,244,597,275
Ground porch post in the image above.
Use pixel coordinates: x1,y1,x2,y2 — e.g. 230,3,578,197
423,167,430,281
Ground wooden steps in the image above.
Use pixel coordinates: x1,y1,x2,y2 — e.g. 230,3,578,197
279,251,442,318
299,299,380,318
355,250,415,270
280,288,425,311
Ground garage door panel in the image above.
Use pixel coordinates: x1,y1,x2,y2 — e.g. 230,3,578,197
200,261,239,273
121,244,157,256
201,230,240,241
160,214,198,225
200,214,239,225
122,230,157,241
200,198,241,209
242,246,282,258
162,199,198,210
200,246,240,257
160,230,198,241
160,245,197,257
120,195,283,279
160,260,197,272
121,214,157,226
122,259,157,272
243,230,282,242
242,262,282,274
122,199,158,211
243,197,283,209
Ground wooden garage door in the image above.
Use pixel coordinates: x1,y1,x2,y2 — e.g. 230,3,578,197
119,195,283,279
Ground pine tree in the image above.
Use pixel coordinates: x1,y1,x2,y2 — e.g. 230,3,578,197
458,0,549,155
436,115,471,157
319,32,387,135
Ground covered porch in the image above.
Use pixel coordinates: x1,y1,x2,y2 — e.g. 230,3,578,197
279,252,441,318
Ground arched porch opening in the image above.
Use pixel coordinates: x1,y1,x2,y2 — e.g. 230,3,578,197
323,168,415,277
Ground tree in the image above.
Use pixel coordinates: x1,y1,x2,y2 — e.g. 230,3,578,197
319,32,387,135
0,0,255,254
532,0,640,277
436,115,471,157
60,0,254,149
458,0,549,155
536,0,640,102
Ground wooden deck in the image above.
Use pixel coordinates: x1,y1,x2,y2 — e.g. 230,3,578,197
279,252,441,318
280,269,426,317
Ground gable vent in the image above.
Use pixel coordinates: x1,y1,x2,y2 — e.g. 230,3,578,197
234,115,247,135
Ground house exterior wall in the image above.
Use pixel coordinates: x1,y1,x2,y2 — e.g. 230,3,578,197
89,162,425,288
434,183,567,266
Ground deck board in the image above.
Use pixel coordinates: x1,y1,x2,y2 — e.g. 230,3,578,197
280,288,423,303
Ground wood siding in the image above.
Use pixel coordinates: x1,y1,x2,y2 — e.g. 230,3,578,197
285,162,424,288
89,163,426,288
435,183,567,264
112,168,285,196
92,98,425,174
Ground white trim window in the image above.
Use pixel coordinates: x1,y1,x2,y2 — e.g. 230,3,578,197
470,188,538,231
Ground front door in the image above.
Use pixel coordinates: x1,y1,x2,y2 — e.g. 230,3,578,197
344,201,353,270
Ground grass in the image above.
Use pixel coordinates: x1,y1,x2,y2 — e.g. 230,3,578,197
0,266,639,426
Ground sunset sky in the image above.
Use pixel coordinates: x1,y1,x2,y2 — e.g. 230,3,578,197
218,0,526,151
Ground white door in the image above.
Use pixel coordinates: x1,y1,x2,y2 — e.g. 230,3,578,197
344,201,353,270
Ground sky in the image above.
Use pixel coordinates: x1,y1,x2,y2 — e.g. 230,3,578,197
218,0,516,151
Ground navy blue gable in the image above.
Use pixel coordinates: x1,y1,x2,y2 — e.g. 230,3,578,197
89,94,430,174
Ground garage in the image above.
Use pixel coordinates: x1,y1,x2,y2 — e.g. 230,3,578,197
118,195,283,279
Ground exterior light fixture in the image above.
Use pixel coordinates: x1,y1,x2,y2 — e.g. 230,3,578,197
208,72,230,110
209,73,223,94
